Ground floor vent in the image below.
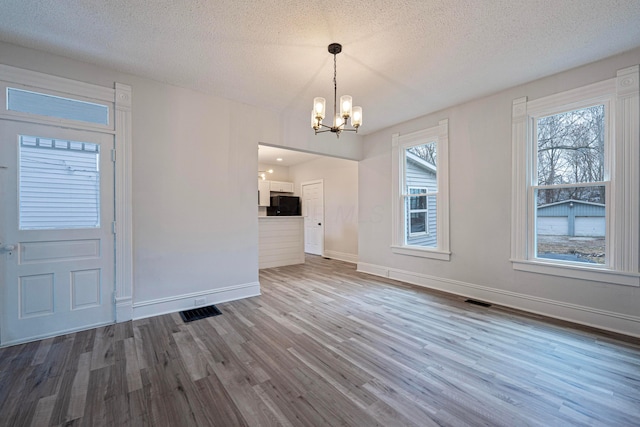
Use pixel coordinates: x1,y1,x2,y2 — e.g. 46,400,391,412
465,299,492,308
180,305,222,323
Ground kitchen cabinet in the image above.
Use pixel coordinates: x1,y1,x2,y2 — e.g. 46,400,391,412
258,179,271,206
270,180,294,193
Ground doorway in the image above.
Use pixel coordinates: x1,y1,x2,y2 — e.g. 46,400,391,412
301,180,324,256
0,121,115,345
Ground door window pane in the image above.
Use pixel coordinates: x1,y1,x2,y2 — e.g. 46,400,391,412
19,135,101,230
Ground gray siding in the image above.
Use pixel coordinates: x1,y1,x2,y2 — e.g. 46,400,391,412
19,142,100,229
405,158,437,247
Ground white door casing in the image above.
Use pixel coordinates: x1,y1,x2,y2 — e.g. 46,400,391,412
0,122,115,345
302,180,324,256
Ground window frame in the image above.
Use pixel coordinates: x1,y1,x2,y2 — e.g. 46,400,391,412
511,66,640,286
392,119,450,261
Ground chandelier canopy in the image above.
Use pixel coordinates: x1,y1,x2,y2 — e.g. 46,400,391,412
311,43,362,137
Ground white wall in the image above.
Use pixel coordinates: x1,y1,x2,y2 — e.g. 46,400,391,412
258,162,289,182
359,47,640,337
289,157,358,263
0,41,364,320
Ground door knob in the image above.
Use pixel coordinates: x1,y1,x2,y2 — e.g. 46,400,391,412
1,244,16,253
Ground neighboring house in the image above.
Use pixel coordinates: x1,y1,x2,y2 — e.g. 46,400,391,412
405,151,437,247
537,200,605,237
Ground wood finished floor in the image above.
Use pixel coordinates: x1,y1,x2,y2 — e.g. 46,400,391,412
1,255,639,426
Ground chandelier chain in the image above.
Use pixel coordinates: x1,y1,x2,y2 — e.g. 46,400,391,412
333,52,337,126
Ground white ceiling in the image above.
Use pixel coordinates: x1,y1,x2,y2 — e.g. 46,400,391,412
258,145,322,167
1,1,639,135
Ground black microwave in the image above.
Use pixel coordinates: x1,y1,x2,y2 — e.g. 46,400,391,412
267,196,300,216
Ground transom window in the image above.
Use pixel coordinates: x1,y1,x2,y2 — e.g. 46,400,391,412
7,87,110,126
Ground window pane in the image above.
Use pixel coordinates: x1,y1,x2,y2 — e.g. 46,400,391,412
410,194,427,210
406,143,437,170
536,186,605,264
405,195,437,247
8,88,109,126
537,105,605,185
410,213,426,233
19,136,101,230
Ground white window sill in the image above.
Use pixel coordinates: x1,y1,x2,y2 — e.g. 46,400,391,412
511,259,640,287
391,245,451,261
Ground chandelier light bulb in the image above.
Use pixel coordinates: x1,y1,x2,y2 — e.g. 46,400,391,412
313,97,326,119
351,106,362,128
340,95,352,119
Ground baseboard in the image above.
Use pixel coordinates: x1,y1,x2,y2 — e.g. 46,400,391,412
357,262,640,338
115,296,133,322
132,281,261,320
323,250,358,264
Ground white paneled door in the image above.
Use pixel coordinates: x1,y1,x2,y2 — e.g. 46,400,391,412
302,181,324,256
0,121,115,346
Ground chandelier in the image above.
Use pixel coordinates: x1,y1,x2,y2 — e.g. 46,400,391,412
311,43,362,137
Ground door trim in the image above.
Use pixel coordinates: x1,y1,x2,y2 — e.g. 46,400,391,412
114,83,133,322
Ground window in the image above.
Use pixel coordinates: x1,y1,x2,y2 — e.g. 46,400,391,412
19,136,101,230
392,119,450,260
7,88,110,126
534,104,607,265
511,66,639,286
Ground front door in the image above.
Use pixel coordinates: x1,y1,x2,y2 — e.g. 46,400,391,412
0,121,115,346
302,181,324,256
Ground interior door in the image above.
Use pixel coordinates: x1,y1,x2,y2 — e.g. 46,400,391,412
0,120,115,346
302,181,324,256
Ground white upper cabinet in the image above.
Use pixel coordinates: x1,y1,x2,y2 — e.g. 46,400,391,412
270,181,294,193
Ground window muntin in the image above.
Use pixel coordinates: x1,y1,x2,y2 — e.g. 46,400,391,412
19,135,101,230
532,104,608,265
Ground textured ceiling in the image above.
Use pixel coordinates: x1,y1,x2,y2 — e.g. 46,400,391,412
1,1,640,134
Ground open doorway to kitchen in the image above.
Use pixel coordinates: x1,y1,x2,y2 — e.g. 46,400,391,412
257,144,359,266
